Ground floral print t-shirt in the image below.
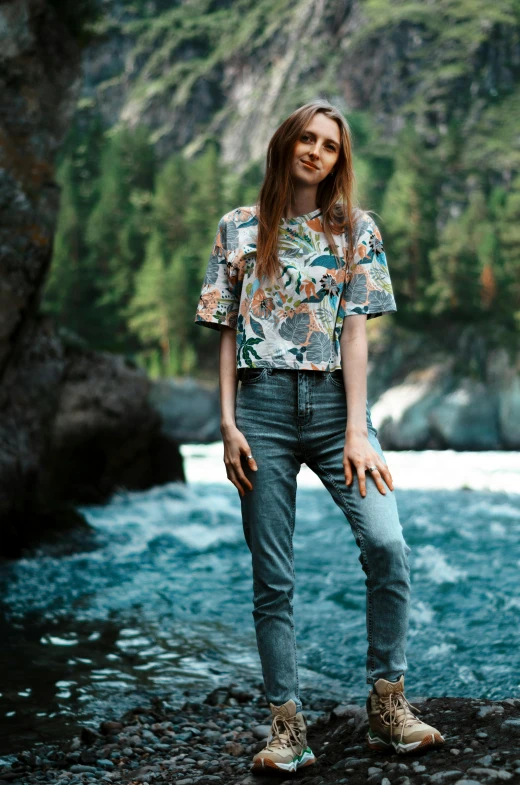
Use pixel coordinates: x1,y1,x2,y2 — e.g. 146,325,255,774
194,205,397,370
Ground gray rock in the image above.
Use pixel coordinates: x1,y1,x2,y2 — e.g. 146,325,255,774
500,719,520,736
454,781,484,785
344,756,372,767
367,771,384,785
251,725,270,740
429,772,463,782
69,764,98,773
467,768,513,781
150,377,222,443
476,705,505,719
476,756,494,766
96,759,114,768
331,703,363,719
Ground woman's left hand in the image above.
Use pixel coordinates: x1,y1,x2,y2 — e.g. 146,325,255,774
343,432,394,497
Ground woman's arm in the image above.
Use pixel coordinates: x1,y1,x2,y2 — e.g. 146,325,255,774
219,325,239,431
219,326,258,496
340,314,394,497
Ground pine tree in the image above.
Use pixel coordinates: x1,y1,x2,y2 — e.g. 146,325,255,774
127,230,173,376
497,174,520,328
380,123,440,321
85,125,156,352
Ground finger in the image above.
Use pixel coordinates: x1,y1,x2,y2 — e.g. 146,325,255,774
224,457,249,496
242,446,258,471
232,461,253,493
378,464,394,491
356,463,367,497
227,466,248,496
344,457,353,486
367,467,386,496
226,470,244,496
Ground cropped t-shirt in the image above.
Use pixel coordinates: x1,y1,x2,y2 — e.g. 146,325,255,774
194,205,397,371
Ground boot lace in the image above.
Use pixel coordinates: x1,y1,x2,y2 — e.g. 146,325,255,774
380,692,421,743
266,714,304,755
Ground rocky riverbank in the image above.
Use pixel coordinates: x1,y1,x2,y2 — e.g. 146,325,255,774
2,682,519,785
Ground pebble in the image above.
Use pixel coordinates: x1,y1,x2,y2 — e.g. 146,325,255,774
367,771,385,784
7,685,520,785
331,703,362,719
466,768,513,780
476,705,505,719
251,724,270,739
476,755,494,766
69,764,98,773
454,781,485,785
500,719,520,736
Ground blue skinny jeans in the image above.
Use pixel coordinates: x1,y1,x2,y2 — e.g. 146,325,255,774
235,367,411,712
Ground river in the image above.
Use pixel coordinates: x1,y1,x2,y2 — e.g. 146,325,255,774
1,447,519,759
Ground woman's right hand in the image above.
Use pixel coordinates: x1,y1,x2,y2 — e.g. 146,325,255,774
221,423,258,497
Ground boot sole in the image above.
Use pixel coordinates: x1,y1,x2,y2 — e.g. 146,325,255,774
367,730,445,754
251,749,317,773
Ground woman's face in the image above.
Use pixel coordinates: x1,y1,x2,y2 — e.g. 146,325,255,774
290,113,341,185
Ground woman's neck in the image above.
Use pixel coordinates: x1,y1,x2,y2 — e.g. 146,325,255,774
285,188,318,219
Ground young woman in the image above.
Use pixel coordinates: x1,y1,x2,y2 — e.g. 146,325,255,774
194,99,445,773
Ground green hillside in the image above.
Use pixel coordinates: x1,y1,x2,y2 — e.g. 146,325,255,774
43,0,520,377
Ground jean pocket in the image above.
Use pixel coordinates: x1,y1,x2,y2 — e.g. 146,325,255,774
326,370,344,389
238,367,269,385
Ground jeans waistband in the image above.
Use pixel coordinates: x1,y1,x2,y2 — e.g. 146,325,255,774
237,367,342,381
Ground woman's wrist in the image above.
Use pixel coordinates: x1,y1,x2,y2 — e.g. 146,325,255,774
346,424,369,438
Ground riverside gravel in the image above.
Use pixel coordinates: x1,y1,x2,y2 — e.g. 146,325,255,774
2,683,519,785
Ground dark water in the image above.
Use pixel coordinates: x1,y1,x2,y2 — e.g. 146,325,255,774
1,471,519,759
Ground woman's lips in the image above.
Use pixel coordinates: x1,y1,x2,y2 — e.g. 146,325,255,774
301,160,319,170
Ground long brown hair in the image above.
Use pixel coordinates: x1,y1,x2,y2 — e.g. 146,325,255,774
255,99,360,285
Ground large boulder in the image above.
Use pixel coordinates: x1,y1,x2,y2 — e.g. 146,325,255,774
0,2,184,559
150,377,222,444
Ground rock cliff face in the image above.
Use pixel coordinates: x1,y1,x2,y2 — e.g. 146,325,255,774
80,0,520,177
0,1,183,559
367,325,520,451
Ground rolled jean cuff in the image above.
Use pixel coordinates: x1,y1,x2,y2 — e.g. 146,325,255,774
367,671,405,685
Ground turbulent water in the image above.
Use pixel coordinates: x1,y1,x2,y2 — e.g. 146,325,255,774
1,447,519,758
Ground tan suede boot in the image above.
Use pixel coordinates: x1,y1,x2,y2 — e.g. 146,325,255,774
366,675,445,754
251,698,316,773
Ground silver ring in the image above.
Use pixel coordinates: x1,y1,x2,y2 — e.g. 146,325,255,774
246,454,253,460
367,465,377,473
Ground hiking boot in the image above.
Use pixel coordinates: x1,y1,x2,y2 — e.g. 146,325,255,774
366,675,445,754
251,698,316,773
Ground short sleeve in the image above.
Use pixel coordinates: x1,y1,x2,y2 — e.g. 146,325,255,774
194,214,242,332
340,213,397,320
